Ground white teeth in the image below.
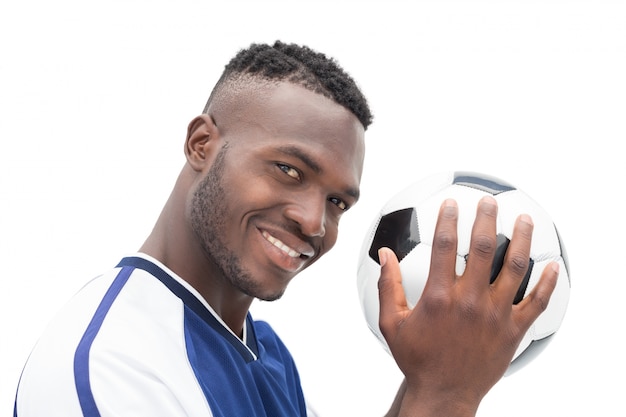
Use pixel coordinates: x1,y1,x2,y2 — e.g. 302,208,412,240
263,231,301,258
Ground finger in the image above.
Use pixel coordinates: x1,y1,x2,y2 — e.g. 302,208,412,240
463,196,499,293
492,213,534,305
514,261,559,330
377,247,409,340
426,199,459,291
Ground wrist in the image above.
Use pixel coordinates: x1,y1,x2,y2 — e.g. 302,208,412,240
397,383,481,417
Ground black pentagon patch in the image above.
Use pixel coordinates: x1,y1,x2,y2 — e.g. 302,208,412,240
488,233,511,284
453,171,516,195
369,208,420,265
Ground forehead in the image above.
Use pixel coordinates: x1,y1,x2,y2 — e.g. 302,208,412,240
213,81,366,184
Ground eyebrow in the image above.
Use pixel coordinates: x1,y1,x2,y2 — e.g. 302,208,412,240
275,145,360,200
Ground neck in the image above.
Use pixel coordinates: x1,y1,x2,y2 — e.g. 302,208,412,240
140,166,254,336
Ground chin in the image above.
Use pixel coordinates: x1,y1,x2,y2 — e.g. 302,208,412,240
254,285,286,302
237,278,286,302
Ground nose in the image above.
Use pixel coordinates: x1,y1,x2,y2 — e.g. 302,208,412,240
285,194,326,238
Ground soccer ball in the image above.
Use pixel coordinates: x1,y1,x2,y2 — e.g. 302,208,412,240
356,171,570,375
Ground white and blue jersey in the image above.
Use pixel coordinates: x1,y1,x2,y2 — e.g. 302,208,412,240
14,254,308,417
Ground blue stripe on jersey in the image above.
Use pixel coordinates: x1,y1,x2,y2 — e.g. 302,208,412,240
73,265,134,417
116,256,258,361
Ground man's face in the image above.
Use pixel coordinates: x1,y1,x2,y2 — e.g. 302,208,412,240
190,82,365,301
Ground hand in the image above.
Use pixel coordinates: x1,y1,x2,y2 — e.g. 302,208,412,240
378,196,560,417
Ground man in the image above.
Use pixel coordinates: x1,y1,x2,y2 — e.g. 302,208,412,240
14,41,559,416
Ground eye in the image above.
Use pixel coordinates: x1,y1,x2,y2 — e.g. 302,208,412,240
277,163,301,180
329,196,348,211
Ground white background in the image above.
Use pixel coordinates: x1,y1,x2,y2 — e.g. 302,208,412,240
1,1,624,416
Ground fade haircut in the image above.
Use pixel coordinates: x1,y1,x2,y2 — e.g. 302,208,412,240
203,41,373,130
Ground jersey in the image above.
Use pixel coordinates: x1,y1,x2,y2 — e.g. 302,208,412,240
14,254,308,417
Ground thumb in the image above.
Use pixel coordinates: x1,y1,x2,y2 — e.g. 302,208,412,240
378,247,409,340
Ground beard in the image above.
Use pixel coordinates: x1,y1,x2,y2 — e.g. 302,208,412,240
189,145,285,302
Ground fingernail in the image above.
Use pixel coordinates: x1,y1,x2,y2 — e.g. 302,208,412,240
443,198,458,215
378,248,388,267
482,195,496,204
519,213,534,226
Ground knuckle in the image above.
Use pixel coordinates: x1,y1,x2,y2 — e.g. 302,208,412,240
528,291,549,312
419,290,452,317
433,231,457,252
376,275,395,305
507,252,529,276
377,272,391,293
471,234,496,258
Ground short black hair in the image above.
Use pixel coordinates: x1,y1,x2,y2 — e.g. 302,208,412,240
204,41,373,129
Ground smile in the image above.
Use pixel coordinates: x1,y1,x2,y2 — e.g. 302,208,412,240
262,231,303,258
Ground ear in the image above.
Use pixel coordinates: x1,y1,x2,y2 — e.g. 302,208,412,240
185,114,221,171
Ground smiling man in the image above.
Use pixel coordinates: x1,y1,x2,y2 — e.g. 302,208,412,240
178,81,365,310
14,41,558,417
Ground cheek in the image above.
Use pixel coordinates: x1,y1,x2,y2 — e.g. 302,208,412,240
221,166,272,205
235,181,277,209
